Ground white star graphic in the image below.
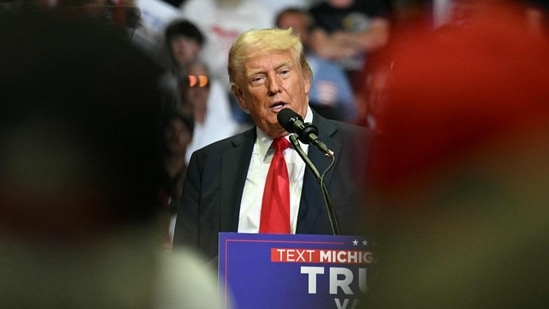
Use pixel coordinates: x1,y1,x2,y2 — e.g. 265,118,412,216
352,239,359,246
362,240,368,246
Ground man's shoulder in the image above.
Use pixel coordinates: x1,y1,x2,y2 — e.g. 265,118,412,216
320,116,370,135
336,122,372,145
193,127,255,156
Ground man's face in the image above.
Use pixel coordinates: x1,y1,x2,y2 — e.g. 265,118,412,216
234,50,311,139
164,118,192,155
170,36,201,67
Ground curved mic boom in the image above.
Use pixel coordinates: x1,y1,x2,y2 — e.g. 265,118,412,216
277,108,334,158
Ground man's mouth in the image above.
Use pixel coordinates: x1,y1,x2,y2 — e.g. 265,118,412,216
270,101,287,111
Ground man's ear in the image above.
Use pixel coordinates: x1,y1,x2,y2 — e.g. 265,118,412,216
232,84,248,110
303,73,312,95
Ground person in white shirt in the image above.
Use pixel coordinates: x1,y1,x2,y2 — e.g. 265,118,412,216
179,0,275,91
177,60,241,162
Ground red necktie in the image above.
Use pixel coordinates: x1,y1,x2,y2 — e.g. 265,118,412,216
260,137,291,233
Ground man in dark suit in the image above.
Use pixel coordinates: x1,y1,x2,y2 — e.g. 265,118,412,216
173,28,371,261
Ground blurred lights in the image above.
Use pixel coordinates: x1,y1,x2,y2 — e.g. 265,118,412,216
187,75,209,88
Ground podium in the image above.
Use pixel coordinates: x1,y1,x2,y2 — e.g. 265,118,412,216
218,233,375,309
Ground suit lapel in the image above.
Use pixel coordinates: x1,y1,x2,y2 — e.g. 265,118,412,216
297,112,342,233
219,128,256,232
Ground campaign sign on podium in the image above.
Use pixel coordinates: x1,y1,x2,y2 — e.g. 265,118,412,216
218,232,375,309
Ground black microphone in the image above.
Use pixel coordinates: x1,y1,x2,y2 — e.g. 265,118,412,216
277,108,334,158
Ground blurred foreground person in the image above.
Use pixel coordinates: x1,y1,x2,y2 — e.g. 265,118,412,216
363,1,549,307
0,8,227,309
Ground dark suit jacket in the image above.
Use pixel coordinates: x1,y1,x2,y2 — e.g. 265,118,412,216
173,110,372,261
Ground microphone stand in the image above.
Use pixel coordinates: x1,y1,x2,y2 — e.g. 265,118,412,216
289,134,341,235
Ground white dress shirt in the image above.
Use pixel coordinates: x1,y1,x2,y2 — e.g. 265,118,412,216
238,106,313,233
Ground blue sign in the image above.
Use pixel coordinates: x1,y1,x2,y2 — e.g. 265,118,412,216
218,233,375,309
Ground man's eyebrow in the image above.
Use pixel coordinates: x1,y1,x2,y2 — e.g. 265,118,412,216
246,68,266,78
247,62,293,77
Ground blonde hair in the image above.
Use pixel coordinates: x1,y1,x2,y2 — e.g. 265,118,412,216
227,28,312,88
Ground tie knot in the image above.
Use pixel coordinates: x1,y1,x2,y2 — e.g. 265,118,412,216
273,137,290,152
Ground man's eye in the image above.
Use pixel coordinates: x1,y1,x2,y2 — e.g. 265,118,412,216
251,76,265,84
280,69,290,76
